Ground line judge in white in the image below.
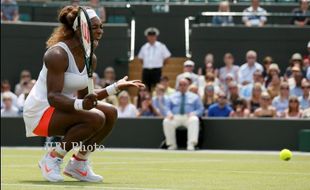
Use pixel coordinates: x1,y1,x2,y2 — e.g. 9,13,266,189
138,27,171,91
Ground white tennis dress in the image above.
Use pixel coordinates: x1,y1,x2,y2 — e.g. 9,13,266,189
23,42,88,137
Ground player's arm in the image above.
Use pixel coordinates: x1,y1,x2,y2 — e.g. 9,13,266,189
45,48,76,111
46,48,96,111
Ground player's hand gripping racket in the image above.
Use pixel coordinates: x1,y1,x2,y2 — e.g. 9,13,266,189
78,7,94,94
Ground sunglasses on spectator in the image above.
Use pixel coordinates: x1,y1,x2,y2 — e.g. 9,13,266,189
22,75,30,78
262,97,270,101
218,96,227,99
302,86,310,89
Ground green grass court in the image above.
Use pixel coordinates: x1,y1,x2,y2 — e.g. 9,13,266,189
1,148,310,190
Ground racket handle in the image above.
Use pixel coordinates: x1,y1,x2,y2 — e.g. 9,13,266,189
88,77,94,94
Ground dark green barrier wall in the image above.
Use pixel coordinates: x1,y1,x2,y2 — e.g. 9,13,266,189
2,117,309,151
1,22,129,86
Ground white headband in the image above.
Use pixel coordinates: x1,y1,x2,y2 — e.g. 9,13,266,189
72,9,99,31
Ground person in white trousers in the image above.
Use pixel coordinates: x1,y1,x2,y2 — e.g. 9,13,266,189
163,78,204,151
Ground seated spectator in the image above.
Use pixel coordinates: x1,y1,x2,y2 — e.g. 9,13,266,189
198,53,218,77
291,0,310,27
198,72,221,97
133,86,150,109
163,78,204,150
242,0,267,27
221,73,234,95
14,70,32,96
1,0,19,22
137,94,161,117
285,53,303,80
238,50,263,86
219,53,239,84
240,70,265,100
117,91,138,118
100,67,116,88
88,0,106,22
299,81,310,110
284,96,303,118
152,84,170,117
202,84,217,116
290,71,303,97
267,74,281,99
208,92,232,117
229,98,250,118
1,80,17,108
262,56,273,78
272,82,290,117
212,1,234,26
227,81,240,105
175,60,199,89
16,79,35,112
248,83,262,113
254,92,276,118
288,66,303,89
158,76,175,96
1,92,19,117
189,84,199,96
265,63,280,88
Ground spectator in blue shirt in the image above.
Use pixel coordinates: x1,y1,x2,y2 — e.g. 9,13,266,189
212,1,234,26
299,81,310,110
152,84,170,117
208,92,232,117
1,0,19,22
290,71,303,97
163,78,204,151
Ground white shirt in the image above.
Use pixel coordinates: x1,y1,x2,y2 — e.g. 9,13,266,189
1,106,19,117
238,62,263,85
138,41,171,69
117,104,138,118
242,6,267,26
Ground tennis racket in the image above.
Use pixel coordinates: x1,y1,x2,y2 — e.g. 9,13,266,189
78,7,94,94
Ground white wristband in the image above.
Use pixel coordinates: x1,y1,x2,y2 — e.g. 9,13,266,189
74,99,84,110
106,83,119,96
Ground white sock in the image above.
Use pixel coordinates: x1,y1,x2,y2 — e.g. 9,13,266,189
54,145,67,157
75,151,92,160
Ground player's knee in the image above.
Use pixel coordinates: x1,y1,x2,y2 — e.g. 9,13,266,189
89,112,106,132
107,106,118,121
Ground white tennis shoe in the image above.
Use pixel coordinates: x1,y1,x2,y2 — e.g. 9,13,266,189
63,156,103,182
38,153,64,182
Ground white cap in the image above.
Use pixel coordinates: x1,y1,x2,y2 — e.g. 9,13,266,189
144,27,160,36
184,60,195,67
291,53,302,61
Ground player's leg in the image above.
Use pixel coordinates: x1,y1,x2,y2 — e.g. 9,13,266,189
78,102,117,153
184,115,199,151
38,109,105,182
63,102,117,182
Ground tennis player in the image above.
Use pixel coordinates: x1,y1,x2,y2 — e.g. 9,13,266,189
23,5,144,182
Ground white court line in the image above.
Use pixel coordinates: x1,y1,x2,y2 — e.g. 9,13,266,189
2,164,310,176
1,183,172,190
2,147,310,156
